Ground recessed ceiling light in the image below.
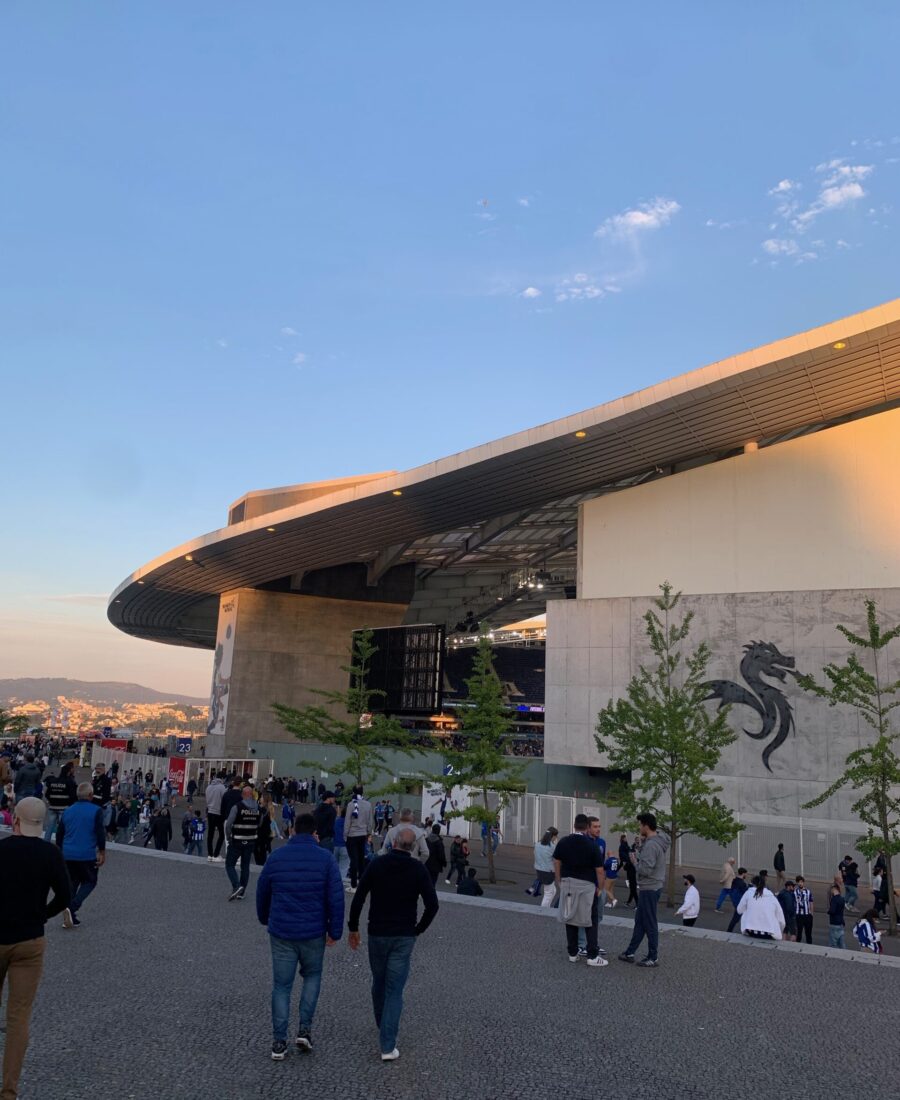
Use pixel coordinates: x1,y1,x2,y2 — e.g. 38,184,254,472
574,430,587,439
832,341,847,350
392,490,403,496
185,554,193,562
137,580,145,585
266,526,276,532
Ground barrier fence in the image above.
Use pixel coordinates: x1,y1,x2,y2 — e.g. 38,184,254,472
497,793,893,883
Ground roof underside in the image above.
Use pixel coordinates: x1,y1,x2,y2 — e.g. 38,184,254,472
108,300,900,648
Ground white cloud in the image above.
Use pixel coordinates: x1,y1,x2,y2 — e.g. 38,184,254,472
518,197,530,207
768,179,799,196
520,286,541,299
836,238,851,249
280,326,299,337
216,338,228,348
782,161,873,231
594,197,680,239
762,238,799,256
554,274,607,302
292,352,308,366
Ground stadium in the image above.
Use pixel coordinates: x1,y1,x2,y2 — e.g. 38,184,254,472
109,299,900,872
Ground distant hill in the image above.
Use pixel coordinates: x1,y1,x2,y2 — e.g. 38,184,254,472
0,678,207,707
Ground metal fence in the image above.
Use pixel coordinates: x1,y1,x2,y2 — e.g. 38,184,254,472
499,794,894,882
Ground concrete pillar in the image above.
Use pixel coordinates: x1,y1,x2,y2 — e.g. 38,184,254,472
205,588,407,757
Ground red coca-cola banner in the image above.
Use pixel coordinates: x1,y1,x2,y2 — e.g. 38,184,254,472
167,756,187,795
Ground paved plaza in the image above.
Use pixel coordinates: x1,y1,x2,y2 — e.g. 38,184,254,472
5,845,899,1100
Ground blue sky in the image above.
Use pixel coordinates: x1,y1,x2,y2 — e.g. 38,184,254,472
2,2,898,697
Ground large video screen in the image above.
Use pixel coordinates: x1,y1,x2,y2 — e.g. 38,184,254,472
355,624,444,715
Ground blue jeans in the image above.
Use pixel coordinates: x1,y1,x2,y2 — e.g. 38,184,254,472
43,808,61,843
226,841,253,890
368,935,415,1053
715,887,733,909
187,838,204,857
626,887,662,961
828,925,845,949
270,935,325,1041
844,885,858,909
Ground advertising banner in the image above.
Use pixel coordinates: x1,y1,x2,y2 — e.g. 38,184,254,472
167,756,187,795
99,738,130,751
207,593,239,739
421,777,473,838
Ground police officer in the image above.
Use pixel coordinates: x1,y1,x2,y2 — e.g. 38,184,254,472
224,785,261,901
43,761,77,842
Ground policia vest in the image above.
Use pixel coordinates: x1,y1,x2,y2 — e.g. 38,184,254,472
231,803,261,843
45,776,73,812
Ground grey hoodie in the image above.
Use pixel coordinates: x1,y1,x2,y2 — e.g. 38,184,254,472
636,831,670,891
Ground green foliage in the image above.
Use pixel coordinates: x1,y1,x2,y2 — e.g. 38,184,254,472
0,707,28,740
272,628,420,790
424,633,526,883
798,598,900,934
595,582,742,905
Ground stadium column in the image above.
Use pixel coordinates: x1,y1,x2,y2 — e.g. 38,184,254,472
204,587,408,758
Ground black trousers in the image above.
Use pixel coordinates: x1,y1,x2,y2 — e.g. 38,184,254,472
207,812,225,857
346,836,368,887
796,914,813,943
565,894,599,959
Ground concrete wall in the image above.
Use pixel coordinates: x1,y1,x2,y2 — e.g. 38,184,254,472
579,407,900,599
545,587,900,830
217,588,407,756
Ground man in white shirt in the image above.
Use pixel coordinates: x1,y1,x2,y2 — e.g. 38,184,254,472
676,874,700,926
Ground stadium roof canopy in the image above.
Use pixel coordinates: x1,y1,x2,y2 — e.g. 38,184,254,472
109,299,900,649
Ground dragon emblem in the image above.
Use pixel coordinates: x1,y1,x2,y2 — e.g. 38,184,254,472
704,640,798,772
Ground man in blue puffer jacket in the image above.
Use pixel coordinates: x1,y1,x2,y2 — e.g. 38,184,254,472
256,812,345,1060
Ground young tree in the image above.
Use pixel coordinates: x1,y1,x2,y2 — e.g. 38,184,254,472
272,628,419,790
595,582,742,906
428,633,526,884
0,707,28,741
798,598,900,935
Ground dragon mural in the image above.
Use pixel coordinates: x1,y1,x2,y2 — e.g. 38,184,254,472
704,640,798,772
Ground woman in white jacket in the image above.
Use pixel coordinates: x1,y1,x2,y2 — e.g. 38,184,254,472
736,876,785,939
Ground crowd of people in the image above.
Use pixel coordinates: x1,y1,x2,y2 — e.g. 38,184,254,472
1,737,898,1096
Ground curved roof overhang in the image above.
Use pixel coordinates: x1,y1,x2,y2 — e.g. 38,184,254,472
109,298,900,648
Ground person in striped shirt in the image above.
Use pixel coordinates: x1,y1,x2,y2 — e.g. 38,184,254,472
794,876,814,943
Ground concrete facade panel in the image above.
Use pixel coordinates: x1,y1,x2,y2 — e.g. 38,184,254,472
545,587,900,829
217,588,407,755
580,408,900,599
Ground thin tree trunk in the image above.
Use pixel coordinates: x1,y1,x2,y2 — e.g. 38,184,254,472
483,788,496,884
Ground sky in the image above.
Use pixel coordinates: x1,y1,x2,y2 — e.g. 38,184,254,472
2,2,898,699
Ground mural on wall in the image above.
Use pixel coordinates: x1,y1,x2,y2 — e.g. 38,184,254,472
704,641,798,772
207,594,238,738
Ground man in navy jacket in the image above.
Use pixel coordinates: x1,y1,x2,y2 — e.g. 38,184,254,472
256,812,344,1060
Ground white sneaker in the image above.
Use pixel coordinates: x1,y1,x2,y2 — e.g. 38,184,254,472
381,1048,400,1061
586,955,609,967
444,879,451,885
568,954,579,963
611,899,618,908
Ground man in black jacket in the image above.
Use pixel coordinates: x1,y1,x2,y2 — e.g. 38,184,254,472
348,829,438,1062
0,797,71,1100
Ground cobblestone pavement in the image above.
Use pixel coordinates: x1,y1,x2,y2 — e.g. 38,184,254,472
6,846,900,1100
